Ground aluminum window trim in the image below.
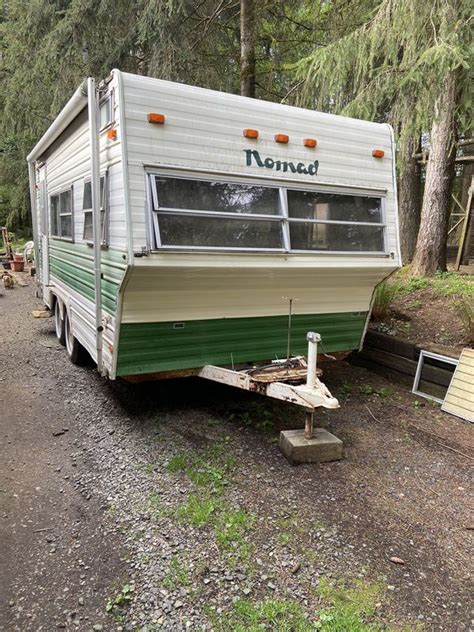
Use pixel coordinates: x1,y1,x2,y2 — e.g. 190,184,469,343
50,185,74,241
147,171,389,255
412,350,458,404
144,164,388,196
155,208,283,221
83,171,109,245
287,218,386,227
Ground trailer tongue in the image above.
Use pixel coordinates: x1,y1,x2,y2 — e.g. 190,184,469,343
198,332,342,464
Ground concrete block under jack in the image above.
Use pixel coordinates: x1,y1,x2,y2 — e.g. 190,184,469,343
279,428,343,465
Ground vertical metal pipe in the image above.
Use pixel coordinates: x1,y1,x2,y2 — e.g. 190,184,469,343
87,77,103,375
27,161,40,288
286,298,293,361
306,331,321,388
304,411,314,440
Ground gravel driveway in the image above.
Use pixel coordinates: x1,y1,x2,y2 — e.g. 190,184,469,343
1,277,472,631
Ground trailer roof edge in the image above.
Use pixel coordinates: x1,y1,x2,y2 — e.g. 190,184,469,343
26,79,89,163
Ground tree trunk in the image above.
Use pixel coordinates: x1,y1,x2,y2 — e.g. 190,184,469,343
398,135,421,264
411,73,457,276
460,161,474,265
240,0,256,98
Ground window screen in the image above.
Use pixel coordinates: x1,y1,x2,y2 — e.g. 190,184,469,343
149,174,386,253
50,188,73,239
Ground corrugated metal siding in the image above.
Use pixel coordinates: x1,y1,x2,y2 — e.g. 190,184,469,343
49,239,127,315
116,311,367,376
442,348,474,422
120,71,399,260
121,262,395,323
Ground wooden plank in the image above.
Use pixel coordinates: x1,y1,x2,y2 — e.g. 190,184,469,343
358,347,455,387
365,331,415,360
445,384,474,404
358,347,416,376
455,175,473,270
442,348,474,422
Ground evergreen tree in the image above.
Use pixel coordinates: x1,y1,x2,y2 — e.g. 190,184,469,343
296,0,472,273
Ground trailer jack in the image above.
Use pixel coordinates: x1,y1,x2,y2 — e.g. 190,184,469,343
198,332,343,464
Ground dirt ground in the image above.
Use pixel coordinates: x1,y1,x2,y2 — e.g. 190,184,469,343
370,269,473,351
1,277,473,631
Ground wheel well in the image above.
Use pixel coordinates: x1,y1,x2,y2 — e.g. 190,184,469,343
51,293,65,320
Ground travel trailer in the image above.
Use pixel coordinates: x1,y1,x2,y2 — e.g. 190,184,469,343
27,70,400,416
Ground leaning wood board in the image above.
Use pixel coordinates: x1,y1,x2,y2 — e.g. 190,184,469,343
442,348,474,423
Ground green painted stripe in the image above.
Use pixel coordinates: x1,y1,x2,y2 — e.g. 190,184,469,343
116,312,367,376
48,239,127,315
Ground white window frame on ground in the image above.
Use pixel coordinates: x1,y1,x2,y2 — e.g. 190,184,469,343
147,171,388,255
83,171,109,245
50,186,73,241
412,350,458,404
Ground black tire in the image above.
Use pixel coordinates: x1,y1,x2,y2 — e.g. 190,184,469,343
54,299,66,346
64,311,89,365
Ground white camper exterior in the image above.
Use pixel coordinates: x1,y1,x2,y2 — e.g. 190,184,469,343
28,69,400,381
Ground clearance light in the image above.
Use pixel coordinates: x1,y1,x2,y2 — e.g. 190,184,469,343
275,133,289,144
303,138,317,148
372,149,384,158
106,129,117,140
243,128,259,139
147,113,166,125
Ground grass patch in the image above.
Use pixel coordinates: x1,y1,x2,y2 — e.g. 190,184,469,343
394,269,474,299
162,557,190,589
167,452,188,473
358,384,393,398
106,583,134,620
315,578,385,631
215,508,255,557
177,496,255,563
228,402,277,433
167,437,236,494
169,438,254,565
177,494,222,527
211,598,313,632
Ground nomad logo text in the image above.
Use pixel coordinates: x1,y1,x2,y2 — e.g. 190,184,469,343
244,149,319,176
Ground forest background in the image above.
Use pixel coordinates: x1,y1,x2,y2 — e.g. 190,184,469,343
0,0,472,275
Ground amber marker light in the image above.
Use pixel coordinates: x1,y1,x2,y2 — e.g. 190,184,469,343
106,129,117,140
147,113,166,125
372,149,384,158
275,133,289,144
303,138,317,148
243,128,259,139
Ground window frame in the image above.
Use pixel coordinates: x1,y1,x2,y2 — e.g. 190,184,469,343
99,91,114,132
147,170,388,255
82,171,109,246
49,185,74,241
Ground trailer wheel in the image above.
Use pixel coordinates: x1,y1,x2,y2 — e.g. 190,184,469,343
64,311,88,365
54,299,66,346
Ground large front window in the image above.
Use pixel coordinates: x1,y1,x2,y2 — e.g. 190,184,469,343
149,174,386,253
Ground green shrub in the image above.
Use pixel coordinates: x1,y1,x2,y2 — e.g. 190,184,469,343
371,282,400,320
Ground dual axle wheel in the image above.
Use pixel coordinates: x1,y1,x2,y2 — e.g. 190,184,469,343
53,298,88,365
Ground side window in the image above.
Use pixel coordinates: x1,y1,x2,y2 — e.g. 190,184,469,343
50,188,73,239
99,95,113,130
83,173,108,244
